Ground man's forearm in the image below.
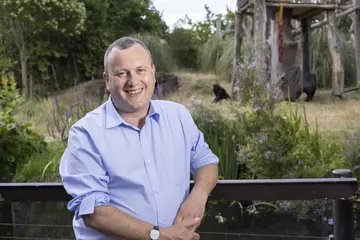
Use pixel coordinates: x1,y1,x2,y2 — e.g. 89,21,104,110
83,205,153,240
192,164,219,200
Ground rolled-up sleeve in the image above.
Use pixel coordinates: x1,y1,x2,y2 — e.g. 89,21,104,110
59,125,110,220
178,105,220,174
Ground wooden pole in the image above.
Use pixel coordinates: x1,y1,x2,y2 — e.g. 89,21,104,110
327,10,345,98
354,0,360,87
230,0,246,99
253,0,268,80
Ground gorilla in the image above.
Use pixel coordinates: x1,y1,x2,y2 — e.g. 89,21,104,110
281,72,317,102
212,83,231,103
295,72,317,102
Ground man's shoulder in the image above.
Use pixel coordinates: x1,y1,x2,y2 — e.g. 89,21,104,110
151,99,190,115
70,103,105,132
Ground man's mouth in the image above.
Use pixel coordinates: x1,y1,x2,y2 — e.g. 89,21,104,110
125,88,143,95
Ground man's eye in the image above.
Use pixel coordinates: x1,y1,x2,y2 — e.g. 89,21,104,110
137,69,145,73
116,72,127,77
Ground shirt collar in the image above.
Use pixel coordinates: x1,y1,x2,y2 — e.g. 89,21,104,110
104,95,160,129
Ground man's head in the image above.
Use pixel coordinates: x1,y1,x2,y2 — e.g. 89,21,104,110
103,37,156,114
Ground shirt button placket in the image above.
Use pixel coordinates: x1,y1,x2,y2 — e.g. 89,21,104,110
139,127,161,224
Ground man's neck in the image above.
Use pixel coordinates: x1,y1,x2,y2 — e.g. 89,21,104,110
117,105,150,129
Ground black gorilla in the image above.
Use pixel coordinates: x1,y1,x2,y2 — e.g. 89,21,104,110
282,72,317,102
295,72,317,102
212,83,230,103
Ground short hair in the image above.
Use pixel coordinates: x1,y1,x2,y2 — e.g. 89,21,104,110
103,37,154,74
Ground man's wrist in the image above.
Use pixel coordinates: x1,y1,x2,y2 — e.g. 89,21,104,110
149,225,160,240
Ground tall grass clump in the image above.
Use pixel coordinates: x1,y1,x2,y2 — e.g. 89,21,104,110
312,27,357,89
133,32,176,73
198,34,253,80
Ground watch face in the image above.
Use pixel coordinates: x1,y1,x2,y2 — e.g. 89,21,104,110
150,229,160,239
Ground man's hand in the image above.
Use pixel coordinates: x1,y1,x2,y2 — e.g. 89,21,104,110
173,188,208,232
160,218,200,240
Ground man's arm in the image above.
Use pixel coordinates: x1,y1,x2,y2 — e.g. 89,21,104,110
59,125,153,240
191,164,218,203
83,205,153,240
173,105,219,229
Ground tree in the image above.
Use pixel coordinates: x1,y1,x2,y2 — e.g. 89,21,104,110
0,0,86,98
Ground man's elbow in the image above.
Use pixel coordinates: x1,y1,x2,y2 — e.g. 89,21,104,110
83,213,96,228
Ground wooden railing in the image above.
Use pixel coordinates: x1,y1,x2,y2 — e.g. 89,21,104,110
0,169,358,239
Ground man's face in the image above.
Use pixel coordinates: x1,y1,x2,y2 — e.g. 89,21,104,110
104,43,156,113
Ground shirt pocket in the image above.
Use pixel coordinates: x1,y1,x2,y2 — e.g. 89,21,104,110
160,148,187,187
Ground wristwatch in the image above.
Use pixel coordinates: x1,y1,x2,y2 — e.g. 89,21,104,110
149,225,160,240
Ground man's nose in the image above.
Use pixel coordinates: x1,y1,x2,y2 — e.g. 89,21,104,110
126,71,140,86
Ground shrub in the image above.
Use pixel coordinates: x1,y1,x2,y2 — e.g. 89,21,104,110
343,129,360,180
0,74,46,181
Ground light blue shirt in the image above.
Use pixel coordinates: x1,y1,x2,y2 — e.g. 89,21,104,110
59,96,219,239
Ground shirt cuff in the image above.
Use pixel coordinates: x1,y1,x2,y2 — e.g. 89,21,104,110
70,192,110,220
191,154,219,173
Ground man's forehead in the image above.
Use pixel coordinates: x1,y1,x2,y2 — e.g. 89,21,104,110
107,44,151,66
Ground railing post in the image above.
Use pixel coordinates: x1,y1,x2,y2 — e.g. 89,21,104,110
332,169,354,240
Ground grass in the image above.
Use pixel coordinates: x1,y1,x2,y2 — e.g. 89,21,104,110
13,71,360,139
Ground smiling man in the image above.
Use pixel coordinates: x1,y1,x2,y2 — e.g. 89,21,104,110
59,37,219,240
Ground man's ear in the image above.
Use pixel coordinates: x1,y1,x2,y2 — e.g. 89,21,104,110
151,64,156,75
103,71,110,92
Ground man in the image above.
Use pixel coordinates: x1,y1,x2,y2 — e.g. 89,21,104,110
59,37,219,240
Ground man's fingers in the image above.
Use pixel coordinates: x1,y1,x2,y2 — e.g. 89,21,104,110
181,217,200,228
192,232,200,240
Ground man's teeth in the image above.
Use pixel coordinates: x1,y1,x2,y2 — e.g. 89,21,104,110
126,89,142,95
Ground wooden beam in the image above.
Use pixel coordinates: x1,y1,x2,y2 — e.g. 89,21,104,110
354,0,360,87
266,2,339,9
0,178,357,201
293,4,360,34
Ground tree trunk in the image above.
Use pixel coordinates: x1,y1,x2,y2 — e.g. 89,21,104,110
276,9,302,100
231,0,245,99
326,10,344,98
20,46,28,98
353,0,360,88
253,0,269,82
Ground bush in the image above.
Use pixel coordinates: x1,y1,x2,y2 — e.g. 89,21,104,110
0,73,47,181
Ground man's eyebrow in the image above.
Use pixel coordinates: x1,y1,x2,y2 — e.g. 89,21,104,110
112,68,127,73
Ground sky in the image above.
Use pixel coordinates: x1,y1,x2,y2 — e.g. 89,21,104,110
152,0,236,30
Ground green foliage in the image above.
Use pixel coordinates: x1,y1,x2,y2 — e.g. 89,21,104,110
190,104,245,180
0,76,46,182
194,78,215,95
47,80,108,142
13,141,65,182
133,32,176,72
167,28,200,70
0,0,87,97
311,26,356,89
343,129,360,181
0,73,24,120
237,103,345,179
0,116,46,182
198,36,253,80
